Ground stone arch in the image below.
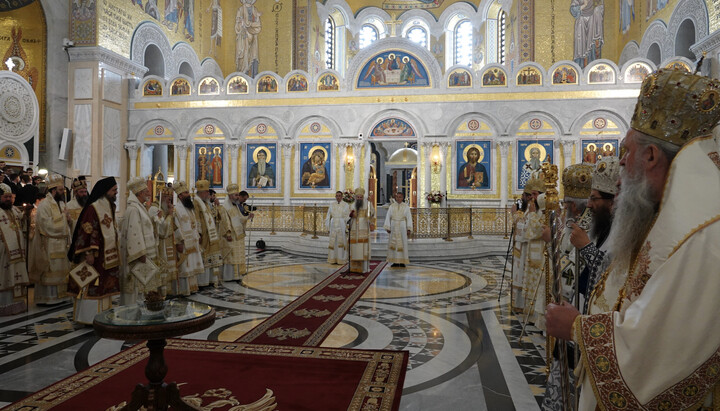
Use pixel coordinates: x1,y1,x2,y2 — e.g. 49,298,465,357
568,109,630,136
619,41,640,67
130,21,173,79
289,115,343,139
438,2,481,31
236,116,288,140
506,111,566,136
317,0,354,32
353,7,391,37
358,108,428,139
200,58,223,79
345,37,443,90
132,119,181,143
668,0,708,58
185,117,234,142
397,9,441,40
171,42,201,81
640,20,669,63
674,19,697,59
445,112,502,139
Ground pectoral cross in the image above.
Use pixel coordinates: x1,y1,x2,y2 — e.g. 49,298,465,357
0,214,8,225
562,268,574,286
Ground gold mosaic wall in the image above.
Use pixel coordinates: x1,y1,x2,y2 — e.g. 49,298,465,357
0,0,46,151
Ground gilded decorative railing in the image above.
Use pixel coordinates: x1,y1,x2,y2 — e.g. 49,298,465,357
246,204,511,239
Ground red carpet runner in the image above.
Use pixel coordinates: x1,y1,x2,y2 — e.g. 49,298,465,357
237,260,388,346
5,339,408,411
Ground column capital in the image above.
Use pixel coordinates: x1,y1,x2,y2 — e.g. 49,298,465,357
497,140,512,155
124,142,140,156
226,142,241,152
176,143,190,160
560,139,575,156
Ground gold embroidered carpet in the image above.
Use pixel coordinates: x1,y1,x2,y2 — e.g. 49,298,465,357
5,339,408,411
236,260,388,346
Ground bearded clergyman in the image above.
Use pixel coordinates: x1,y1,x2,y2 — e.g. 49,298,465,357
0,183,29,316
171,181,203,295
65,179,88,233
30,174,71,305
219,185,253,281
67,177,120,324
546,69,720,410
348,187,374,273
194,180,222,287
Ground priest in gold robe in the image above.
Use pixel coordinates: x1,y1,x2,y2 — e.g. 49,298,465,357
156,185,178,296
0,183,29,316
67,177,120,324
194,180,222,287
65,179,87,234
119,177,160,305
546,69,720,410
219,185,252,281
348,187,374,273
172,182,203,295
31,174,71,305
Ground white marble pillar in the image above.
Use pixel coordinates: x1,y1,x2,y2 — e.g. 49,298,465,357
227,143,240,184
423,142,432,207
561,139,575,166
498,141,511,208
282,143,293,205
140,145,154,179
338,143,347,191
352,142,363,191
177,144,189,183
124,143,139,178
438,142,449,201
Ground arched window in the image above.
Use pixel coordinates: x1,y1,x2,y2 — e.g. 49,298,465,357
403,19,430,49
359,24,379,49
454,20,472,67
498,11,506,65
325,16,336,70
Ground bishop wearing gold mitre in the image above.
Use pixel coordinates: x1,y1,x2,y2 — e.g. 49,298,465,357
193,180,223,287
171,181,203,295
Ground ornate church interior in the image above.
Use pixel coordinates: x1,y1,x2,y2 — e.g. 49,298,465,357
0,0,718,409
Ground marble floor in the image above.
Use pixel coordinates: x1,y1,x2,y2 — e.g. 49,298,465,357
0,249,548,410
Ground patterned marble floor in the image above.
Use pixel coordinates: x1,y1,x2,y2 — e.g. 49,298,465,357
0,250,548,410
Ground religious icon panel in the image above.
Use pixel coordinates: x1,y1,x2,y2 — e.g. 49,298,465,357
516,140,554,190
356,50,429,88
195,144,224,188
299,143,332,189
246,143,277,189
455,141,492,190
581,139,618,164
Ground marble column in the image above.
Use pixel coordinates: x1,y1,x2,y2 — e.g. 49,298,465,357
438,142,449,201
177,144,189,183
282,143,293,205
423,142,432,207
227,143,241,184
560,139,574,199
352,142,363,191
498,140,511,208
140,145,154,179
338,143,347,191
124,143,139,178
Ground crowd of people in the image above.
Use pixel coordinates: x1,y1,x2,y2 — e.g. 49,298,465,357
1,68,719,409
0,175,254,324
510,68,720,410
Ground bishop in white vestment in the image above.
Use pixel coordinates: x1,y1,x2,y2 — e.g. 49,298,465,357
171,182,203,295
119,178,160,305
194,180,222,287
547,69,720,410
349,187,374,274
383,191,413,267
325,191,350,265
0,183,29,316
31,174,71,305
219,185,252,281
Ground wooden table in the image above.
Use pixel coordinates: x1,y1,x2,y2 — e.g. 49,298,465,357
93,300,216,411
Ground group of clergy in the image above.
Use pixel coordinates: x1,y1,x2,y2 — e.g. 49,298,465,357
0,176,254,324
325,188,413,272
513,68,720,410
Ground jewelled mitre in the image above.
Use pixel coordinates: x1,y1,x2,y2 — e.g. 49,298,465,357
47,174,64,189
127,176,147,194
195,179,210,192
226,184,240,195
524,177,545,194
173,181,189,194
592,156,620,195
632,69,720,146
71,179,87,193
354,187,365,196
562,163,594,199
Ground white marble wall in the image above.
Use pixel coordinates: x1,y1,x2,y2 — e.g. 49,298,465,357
102,106,122,177
72,104,92,175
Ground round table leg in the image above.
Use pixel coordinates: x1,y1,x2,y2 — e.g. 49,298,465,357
120,339,201,411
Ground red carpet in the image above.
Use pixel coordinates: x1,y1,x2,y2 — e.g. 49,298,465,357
5,339,408,411
237,261,388,346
